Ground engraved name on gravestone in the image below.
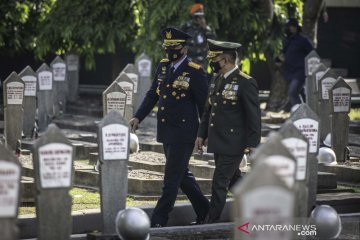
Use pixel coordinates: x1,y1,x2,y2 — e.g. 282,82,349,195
121,63,139,110
0,143,21,240
19,66,37,138
102,81,127,117
252,132,296,189
116,73,134,122
32,124,74,240
279,121,309,217
233,163,295,240
290,103,320,213
3,72,25,150
318,69,338,140
97,111,129,234
36,63,54,131
329,77,352,162
51,56,67,115
305,50,321,77
65,53,79,102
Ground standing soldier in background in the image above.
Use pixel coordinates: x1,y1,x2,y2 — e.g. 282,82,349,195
129,27,209,227
196,39,261,223
182,3,216,68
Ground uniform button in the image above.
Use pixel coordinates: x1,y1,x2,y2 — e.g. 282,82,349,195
161,118,165,122
216,92,220,96
163,95,167,99
230,129,234,132
161,107,164,110
182,119,186,122
166,84,170,88
223,100,227,104
210,123,214,127
214,103,218,106
211,113,215,116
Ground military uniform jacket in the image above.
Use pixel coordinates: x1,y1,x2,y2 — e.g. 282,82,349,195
135,57,208,144
197,69,261,155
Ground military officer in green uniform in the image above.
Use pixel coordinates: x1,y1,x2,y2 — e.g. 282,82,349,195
130,27,209,227
196,39,261,223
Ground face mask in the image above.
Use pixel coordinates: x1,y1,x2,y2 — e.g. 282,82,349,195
210,59,223,73
166,48,183,61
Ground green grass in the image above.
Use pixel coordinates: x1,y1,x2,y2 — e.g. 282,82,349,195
349,108,360,120
19,188,159,216
338,184,360,193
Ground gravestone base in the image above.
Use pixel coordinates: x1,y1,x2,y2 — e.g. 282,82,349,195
21,176,35,203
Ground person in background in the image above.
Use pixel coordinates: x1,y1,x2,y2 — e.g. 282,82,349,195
196,39,261,223
277,18,313,111
182,3,216,68
129,27,209,227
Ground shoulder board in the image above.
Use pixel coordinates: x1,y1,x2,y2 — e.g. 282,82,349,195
239,71,252,80
160,58,169,63
188,61,201,69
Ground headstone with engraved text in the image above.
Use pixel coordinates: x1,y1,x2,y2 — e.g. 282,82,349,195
115,73,134,122
121,64,140,111
0,143,21,240
32,124,74,240
308,64,328,115
329,77,352,162
18,66,37,138
97,111,129,234
3,72,25,150
65,53,79,102
51,56,67,115
102,81,127,117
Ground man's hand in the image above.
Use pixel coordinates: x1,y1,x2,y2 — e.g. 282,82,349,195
129,117,140,133
195,137,205,154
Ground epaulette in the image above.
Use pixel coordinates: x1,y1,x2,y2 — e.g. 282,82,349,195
188,61,201,69
160,58,169,63
239,71,252,80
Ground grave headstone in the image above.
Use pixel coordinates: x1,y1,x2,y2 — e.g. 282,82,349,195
308,64,328,115
36,63,54,131
102,81,127,117
121,64,140,110
252,132,297,189
278,121,309,217
65,53,79,102
98,111,129,234
290,103,320,213
318,69,339,141
18,66,37,138
233,163,295,240
135,53,152,109
329,77,352,162
305,50,321,78
3,72,25,150
115,73,134,122
0,143,21,240
51,56,67,115
305,51,320,117
32,124,74,240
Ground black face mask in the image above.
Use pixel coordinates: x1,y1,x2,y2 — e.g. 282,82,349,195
210,59,223,73
166,48,183,62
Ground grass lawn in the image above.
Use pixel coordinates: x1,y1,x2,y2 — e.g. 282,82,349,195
349,108,360,120
19,188,159,216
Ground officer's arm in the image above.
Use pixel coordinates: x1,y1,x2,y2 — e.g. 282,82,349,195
197,100,211,139
191,68,208,118
242,79,261,148
134,66,160,122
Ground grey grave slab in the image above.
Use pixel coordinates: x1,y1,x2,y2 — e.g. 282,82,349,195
0,143,22,240
36,63,54,131
97,111,129,234
32,124,74,240
290,103,320,214
102,81,127,117
65,53,80,102
18,66,37,138
115,72,135,122
121,63,139,110
51,56,67,115
329,77,352,162
3,72,25,150
309,64,328,115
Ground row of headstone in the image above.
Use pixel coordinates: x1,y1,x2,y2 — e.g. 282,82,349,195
233,103,320,239
305,50,352,162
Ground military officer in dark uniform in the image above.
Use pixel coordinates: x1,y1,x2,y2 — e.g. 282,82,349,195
129,27,209,227
196,39,261,223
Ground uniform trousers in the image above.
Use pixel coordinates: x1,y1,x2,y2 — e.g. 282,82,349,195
151,143,209,226
207,153,244,222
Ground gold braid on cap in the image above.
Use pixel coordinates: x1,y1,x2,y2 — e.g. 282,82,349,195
207,50,223,59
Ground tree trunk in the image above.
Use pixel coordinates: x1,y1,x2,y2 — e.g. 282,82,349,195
302,0,325,48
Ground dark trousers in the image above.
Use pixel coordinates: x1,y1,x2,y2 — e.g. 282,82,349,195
288,79,305,109
207,153,244,222
151,143,209,226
